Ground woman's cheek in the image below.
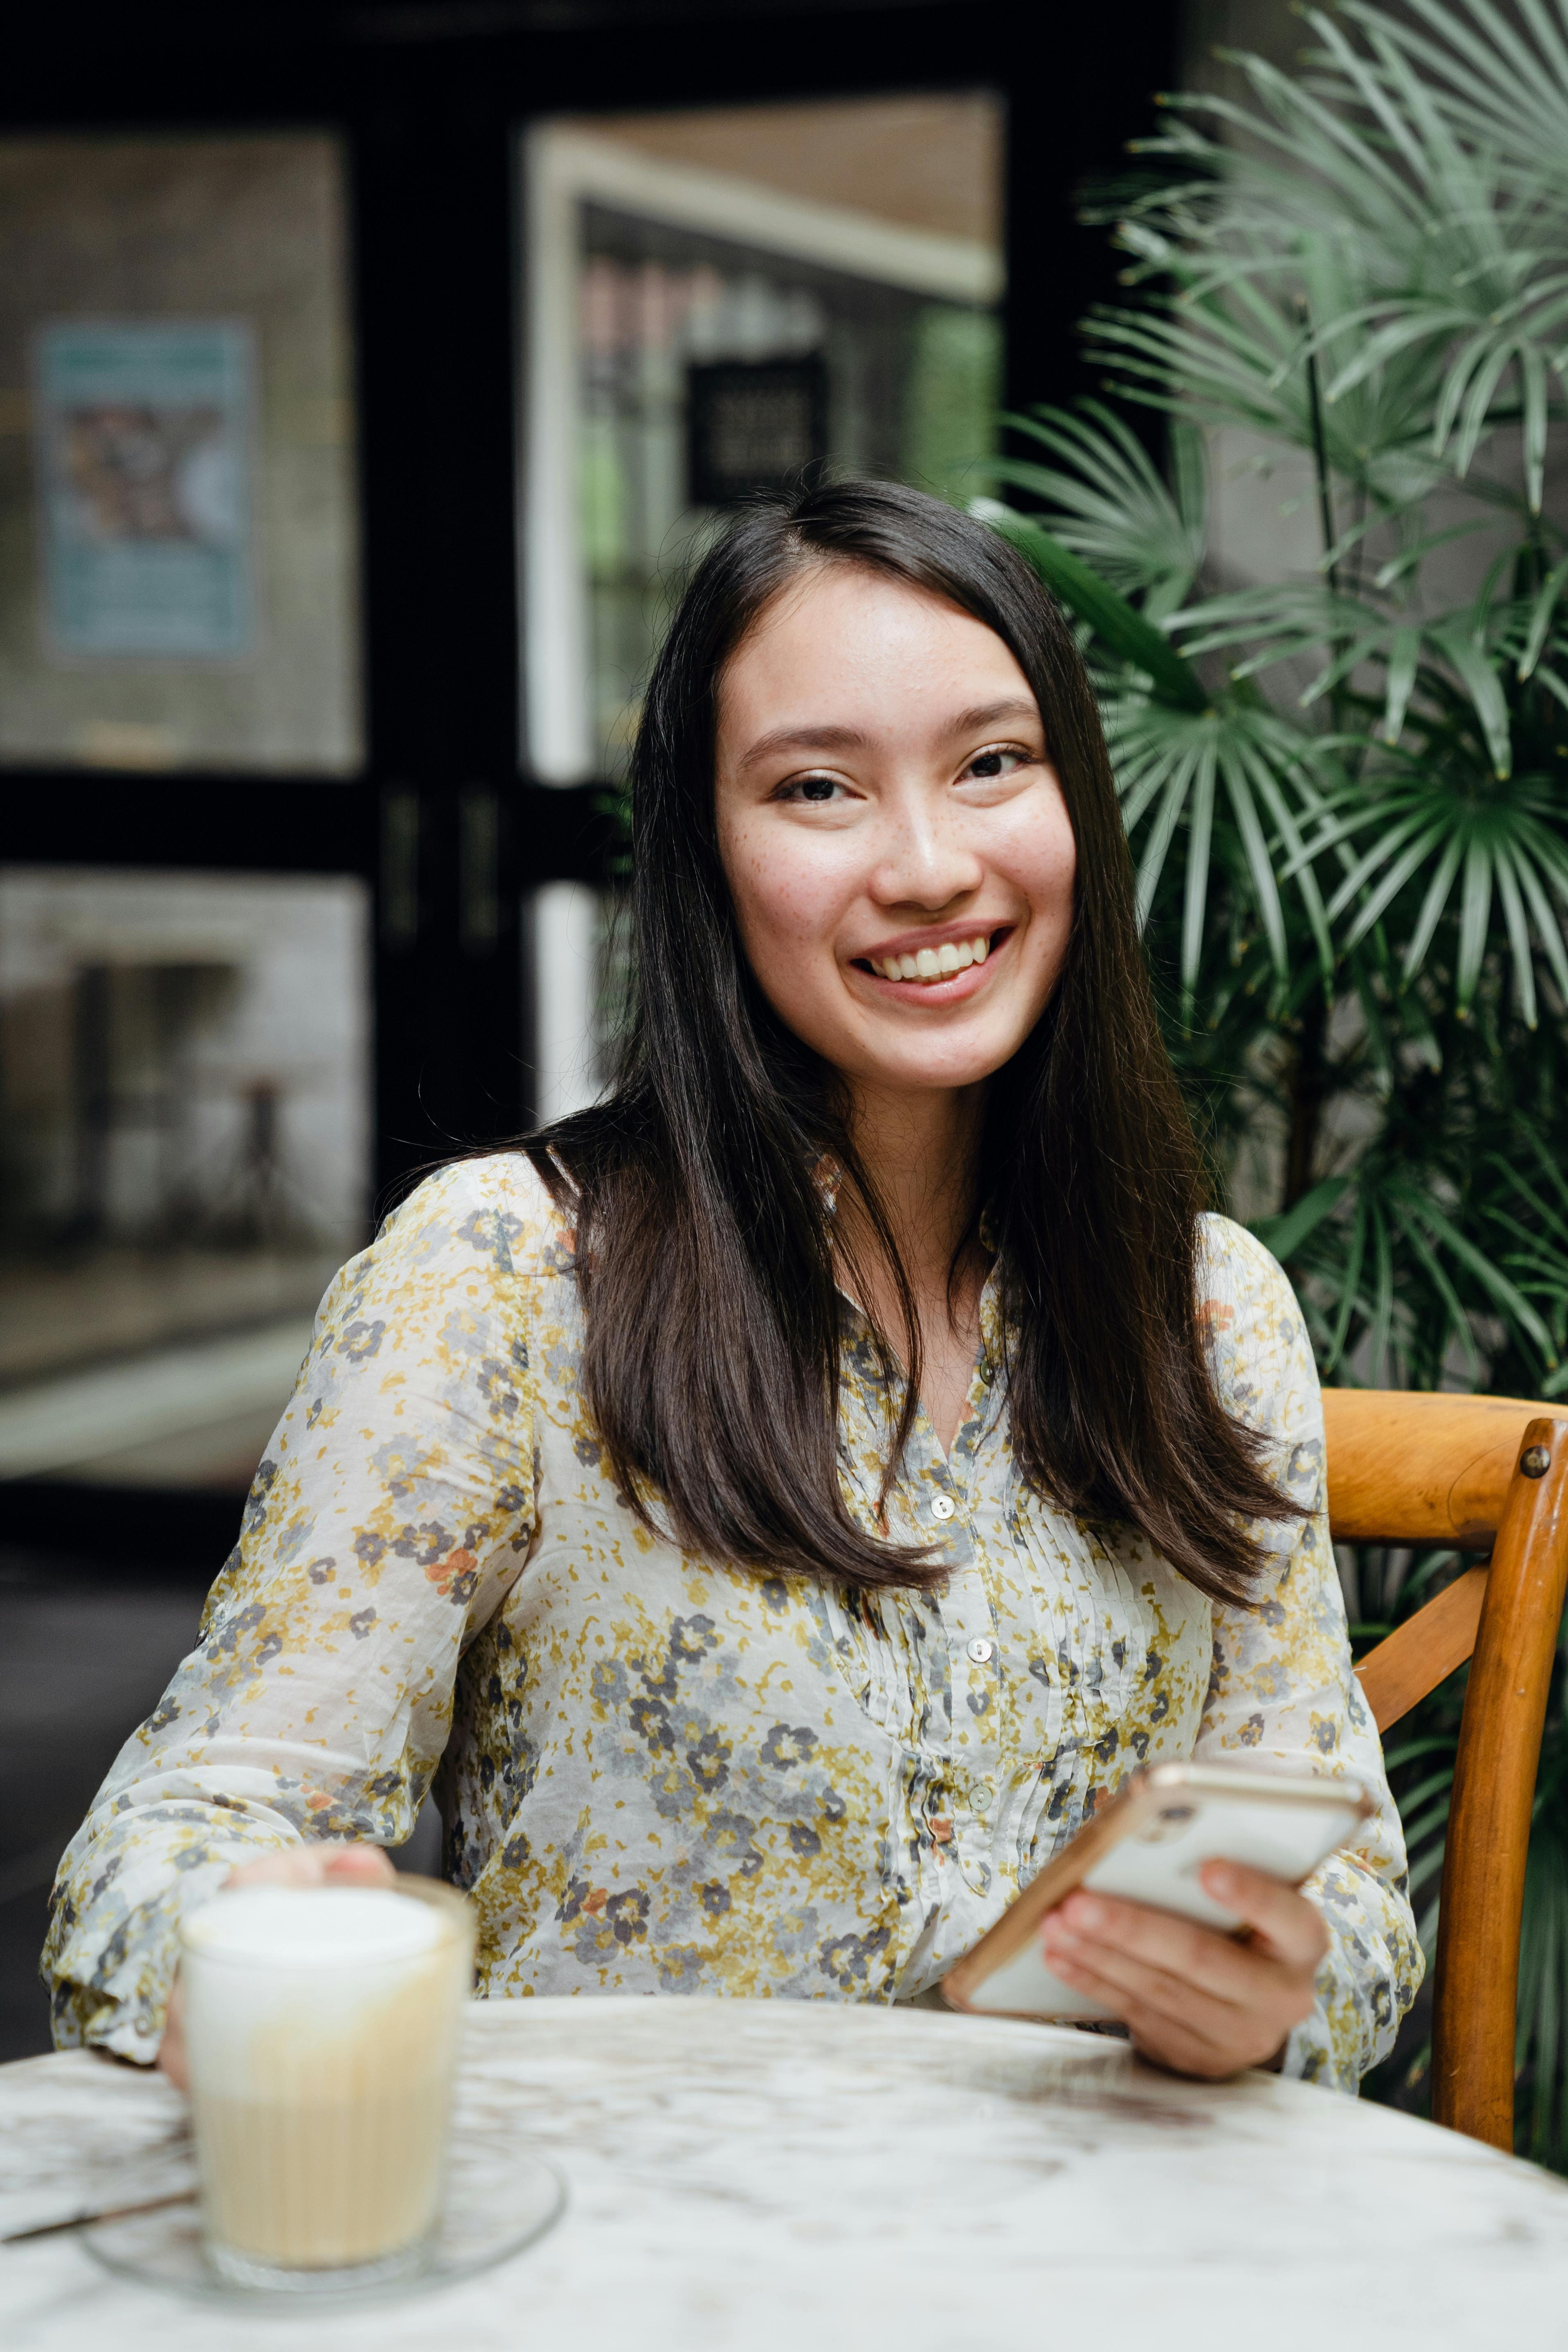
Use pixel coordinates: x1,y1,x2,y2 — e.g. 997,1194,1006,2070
738,833,856,956
1020,840,1077,959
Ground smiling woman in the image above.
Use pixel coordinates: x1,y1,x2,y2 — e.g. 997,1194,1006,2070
46,484,1421,2098
548,486,1289,1599
709,564,1076,1463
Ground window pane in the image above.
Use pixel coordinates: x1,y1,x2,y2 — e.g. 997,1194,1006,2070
0,870,369,1492
0,135,362,773
519,93,1004,1114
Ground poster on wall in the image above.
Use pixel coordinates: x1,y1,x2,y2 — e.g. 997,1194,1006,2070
31,320,255,657
686,356,828,508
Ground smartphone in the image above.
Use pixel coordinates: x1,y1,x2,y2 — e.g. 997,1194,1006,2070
941,1760,1372,2020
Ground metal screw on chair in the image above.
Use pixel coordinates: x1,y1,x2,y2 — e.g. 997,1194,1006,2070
1521,1444,1552,1478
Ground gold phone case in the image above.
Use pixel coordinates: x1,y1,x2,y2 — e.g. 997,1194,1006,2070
941,1760,1374,2018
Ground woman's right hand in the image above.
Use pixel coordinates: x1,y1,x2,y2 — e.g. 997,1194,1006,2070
157,1843,398,2092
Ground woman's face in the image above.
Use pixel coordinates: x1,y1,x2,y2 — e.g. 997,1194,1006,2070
714,564,1078,1103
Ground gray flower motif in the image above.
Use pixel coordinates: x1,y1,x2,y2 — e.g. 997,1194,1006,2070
760,1724,817,1771
817,1925,891,1988
605,1888,650,1945
686,1730,731,1790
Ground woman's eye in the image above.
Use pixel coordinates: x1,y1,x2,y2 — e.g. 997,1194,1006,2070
778,774,843,803
964,745,1033,782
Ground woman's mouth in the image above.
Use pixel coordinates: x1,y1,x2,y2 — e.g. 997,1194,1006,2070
852,929,1006,989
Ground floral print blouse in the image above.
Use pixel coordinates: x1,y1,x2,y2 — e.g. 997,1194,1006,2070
44,1155,1421,2090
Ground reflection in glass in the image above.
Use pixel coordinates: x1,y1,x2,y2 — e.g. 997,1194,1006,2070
0,135,361,773
0,870,369,1491
574,205,1002,782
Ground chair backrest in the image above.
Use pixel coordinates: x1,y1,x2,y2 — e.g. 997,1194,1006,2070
1324,1390,1568,2151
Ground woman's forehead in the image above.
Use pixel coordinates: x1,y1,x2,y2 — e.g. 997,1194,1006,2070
719,565,1036,734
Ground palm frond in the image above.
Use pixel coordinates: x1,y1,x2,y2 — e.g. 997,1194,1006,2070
990,403,1204,615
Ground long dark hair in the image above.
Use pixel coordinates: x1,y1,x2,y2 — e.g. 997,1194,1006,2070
525,480,1293,1605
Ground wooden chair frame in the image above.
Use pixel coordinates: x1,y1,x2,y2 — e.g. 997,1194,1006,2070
1329,1391,1568,2148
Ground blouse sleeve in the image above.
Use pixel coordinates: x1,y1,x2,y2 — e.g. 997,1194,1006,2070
1193,1215,1424,2092
41,1157,544,2063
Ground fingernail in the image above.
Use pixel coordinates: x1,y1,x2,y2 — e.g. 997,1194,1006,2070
1073,1895,1104,1932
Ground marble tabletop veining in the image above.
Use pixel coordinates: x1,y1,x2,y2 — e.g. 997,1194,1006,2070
3,1997,1567,2352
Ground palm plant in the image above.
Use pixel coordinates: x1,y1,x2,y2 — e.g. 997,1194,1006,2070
978,0,1568,2157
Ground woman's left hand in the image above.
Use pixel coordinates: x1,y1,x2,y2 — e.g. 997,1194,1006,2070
1037,1860,1328,2079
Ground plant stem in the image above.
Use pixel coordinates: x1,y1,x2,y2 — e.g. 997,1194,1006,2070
1300,301,1340,598
1283,990,1328,1211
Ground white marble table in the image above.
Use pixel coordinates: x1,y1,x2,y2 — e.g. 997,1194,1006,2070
4,1997,1568,2351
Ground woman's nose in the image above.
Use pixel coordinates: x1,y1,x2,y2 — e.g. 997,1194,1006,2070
867,802,985,910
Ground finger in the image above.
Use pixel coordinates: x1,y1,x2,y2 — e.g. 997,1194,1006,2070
1043,1908,1316,2049
322,1846,398,1883
1050,1892,1275,2009
227,1842,397,1891
1197,1863,1329,1968
1044,1920,1257,2042
157,1971,190,2093
1043,1939,1296,2079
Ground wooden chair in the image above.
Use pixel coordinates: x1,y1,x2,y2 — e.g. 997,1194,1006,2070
1327,1390,1568,2149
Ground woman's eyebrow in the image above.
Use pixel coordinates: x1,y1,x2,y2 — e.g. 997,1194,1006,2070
734,698,1041,774
735,722,869,772
947,697,1041,735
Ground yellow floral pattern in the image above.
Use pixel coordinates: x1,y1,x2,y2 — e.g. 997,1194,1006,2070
44,1156,1421,2089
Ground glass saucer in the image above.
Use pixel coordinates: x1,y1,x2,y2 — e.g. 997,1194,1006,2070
82,2138,565,2309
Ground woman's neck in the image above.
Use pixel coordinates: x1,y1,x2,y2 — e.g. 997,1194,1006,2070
841,1080,986,1295
833,1082,990,1452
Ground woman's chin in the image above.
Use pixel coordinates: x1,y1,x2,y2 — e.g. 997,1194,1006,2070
842,1029,1025,1096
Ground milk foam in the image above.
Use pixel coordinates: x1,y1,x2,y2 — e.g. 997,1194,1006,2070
184,1887,443,1968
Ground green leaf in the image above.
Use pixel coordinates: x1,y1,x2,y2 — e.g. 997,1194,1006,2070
1494,845,1540,1026
971,502,1211,712
1427,620,1513,777
1403,830,1466,981
1455,836,1495,1009
1382,625,1421,746
1182,746,1218,996
1518,556,1568,680
1252,1175,1352,1261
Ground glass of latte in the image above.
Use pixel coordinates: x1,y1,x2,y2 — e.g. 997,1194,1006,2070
178,1875,475,2290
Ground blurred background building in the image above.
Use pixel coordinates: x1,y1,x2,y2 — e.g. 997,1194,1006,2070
0,0,1209,2052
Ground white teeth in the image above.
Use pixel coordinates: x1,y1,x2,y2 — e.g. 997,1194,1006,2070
871,933,995,985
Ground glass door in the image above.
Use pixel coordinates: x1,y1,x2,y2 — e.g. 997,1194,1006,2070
0,131,369,1521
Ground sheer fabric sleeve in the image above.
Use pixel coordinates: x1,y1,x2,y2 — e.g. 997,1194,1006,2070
41,1157,542,2063
1193,1215,1424,2092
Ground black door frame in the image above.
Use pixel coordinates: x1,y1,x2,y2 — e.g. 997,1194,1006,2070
1,0,1178,1566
